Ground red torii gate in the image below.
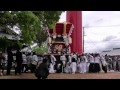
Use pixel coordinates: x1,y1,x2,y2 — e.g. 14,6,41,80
66,11,83,54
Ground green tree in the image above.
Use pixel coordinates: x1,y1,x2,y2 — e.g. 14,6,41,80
0,11,17,34
32,43,48,54
0,11,64,48
33,11,64,46
17,11,40,44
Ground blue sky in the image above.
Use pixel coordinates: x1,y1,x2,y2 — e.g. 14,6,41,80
59,11,120,53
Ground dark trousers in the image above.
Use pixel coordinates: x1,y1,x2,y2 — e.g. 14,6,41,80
31,64,36,73
15,63,22,75
89,63,94,73
55,62,62,73
22,64,28,72
94,63,100,73
6,62,12,75
0,64,5,74
102,65,107,73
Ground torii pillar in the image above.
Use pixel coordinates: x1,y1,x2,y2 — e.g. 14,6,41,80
66,11,83,54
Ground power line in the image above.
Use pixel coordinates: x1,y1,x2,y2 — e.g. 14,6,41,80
83,24,120,28
84,35,102,52
83,27,104,52
85,41,120,43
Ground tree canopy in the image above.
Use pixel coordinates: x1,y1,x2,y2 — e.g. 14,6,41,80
0,11,64,49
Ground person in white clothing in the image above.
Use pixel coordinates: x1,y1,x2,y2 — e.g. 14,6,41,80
32,53,38,62
71,52,77,61
100,55,107,73
94,53,101,73
22,52,28,73
79,54,87,73
77,55,81,73
50,55,56,64
49,63,56,73
31,52,38,73
65,62,71,73
84,54,89,72
88,54,95,73
64,54,71,73
26,53,33,71
113,56,117,71
60,53,67,73
49,55,56,73
68,54,72,63
70,58,77,74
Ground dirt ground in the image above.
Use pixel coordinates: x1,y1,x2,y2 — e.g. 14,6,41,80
1,72,120,79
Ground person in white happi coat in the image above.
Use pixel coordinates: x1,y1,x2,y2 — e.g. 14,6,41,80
64,54,72,73
105,55,112,71
70,58,77,74
64,61,71,73
94,53,101,73
84,54,89,72
68,54,72,63
49,63,56,73
21,52,28,72
100,55,107,73
77,55,81,73
88,54,95,73
71,52,77,61
50,55,56,64
60,53,67,73
79,54,87,73
31,52,38,73
49,55,56,73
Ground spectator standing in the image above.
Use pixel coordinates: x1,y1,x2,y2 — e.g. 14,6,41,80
15,48,23,75
6,47,13,75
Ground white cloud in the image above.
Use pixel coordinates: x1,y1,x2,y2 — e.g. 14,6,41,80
82,11,120,26
59,11,120,53
83,11,120,53
59,11,66,22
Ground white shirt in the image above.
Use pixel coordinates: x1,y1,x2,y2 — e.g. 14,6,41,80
60,55,67,61
84,56,88,62
72,54,77,60
94,56,100,64
27,55,33,63
100,55,107,66
22,54,27,64
51,55,56,62
68,55,72,63
49,63,55,70
77,58,81,63
32,55,38,61
89,55,94,63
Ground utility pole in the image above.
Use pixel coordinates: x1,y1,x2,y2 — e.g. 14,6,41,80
83,27,84,53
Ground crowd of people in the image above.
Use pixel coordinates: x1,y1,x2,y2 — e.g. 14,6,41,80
49,52,108,74
105,55,120,71
0,47,39,76
1,47,120,79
